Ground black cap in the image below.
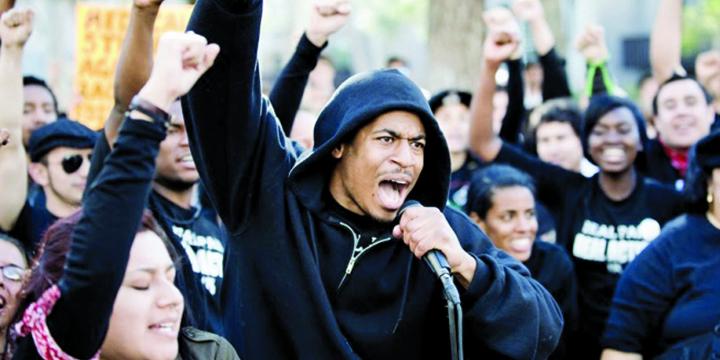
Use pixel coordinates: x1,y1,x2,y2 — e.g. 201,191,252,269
28,118,98,162
428,90,472,114
694,130,720,172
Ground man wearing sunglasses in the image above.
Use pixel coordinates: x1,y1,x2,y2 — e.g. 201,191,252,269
4,118,96,252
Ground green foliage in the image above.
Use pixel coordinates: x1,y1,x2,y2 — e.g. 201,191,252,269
682,0,720,55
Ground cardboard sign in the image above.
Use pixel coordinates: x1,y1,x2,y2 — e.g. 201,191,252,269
73,3,193,129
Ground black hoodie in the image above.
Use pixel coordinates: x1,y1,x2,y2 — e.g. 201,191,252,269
182,0,563,358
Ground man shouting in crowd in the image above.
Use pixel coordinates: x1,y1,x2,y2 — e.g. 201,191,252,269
182,0,563,358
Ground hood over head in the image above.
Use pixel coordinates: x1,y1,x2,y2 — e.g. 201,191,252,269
288,69,451,215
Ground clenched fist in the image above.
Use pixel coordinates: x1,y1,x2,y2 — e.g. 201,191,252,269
137,32,220,112
0,8,33,49
306,0,351,47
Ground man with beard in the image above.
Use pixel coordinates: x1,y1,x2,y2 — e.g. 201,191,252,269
181,0,563,358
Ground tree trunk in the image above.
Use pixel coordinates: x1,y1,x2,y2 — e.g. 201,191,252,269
427,0,485,92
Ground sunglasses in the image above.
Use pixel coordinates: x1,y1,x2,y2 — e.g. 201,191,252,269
1,264,25,283
61,153,92,174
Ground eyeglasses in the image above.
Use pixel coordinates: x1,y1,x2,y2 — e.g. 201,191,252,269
61,153,92,174
1,264,25,283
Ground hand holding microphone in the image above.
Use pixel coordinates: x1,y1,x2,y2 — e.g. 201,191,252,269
392,201,477,291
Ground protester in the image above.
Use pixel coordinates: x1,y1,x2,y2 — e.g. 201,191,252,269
21,76,58,148
183,0,563,358
85,0,228,339
5,29,239,360
526,100,598,177
270,1,351,149
465,164,577,359
0,8,94,253
470,30,685,359
648,0,716,189
0,234,28,356
428,90,482,209
601,130,720,360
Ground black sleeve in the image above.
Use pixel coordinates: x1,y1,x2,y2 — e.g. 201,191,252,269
539,48,571,100
498,59,527,144
84,130,113,198
495,142,586,215
46,118,166,358
269,33,326,135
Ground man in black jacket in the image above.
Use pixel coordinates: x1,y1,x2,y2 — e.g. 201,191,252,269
183,0,563,358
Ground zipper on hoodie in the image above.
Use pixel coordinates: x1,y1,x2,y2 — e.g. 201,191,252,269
336,221,392,291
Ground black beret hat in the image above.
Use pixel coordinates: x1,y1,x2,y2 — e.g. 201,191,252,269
28,118,98,162
428,90,472,114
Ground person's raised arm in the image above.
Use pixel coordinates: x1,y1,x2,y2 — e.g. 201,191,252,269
85,0,163,192
183,0,294,232
270,0,350,134
512,0,553,56
0,8,32,232
105,0,163,146
469,30,518,161
650,0,683,82
43,32,218,358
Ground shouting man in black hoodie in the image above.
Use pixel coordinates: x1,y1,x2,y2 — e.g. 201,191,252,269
182,0,563,359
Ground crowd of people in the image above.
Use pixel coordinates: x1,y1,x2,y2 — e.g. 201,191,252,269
0,0,718,359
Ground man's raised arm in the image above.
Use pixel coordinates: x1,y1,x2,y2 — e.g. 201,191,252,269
0,8,32,231
104,0,162,146
183,0,292,232
270,0,350,134
650,0,683,82
469,30,519,162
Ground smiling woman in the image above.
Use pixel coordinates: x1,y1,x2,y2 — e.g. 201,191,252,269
601,131,720,359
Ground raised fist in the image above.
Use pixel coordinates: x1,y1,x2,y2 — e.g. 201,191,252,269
306,0,351,47
512,0,545,22
483,7,521,37
138,32,220,111
576,24,609,63
483,30,520,65
0,8,33,49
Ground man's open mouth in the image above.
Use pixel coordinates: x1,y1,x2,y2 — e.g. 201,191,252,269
377,178,411,211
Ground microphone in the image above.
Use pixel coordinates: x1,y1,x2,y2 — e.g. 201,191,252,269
397,200,461,305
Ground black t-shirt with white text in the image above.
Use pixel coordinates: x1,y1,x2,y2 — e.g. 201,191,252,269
149,191,227,335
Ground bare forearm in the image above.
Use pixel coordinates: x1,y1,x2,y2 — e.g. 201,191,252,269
108,5,159,145
0,45,23,137
650,0,682,82
0,45,27,230
469,60,503,161
529,17,554,56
